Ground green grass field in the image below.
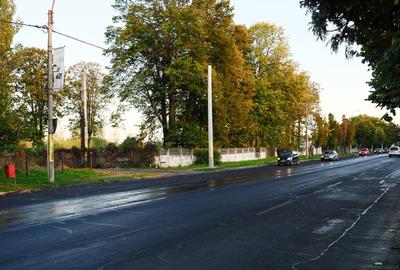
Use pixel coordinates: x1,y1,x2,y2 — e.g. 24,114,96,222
0,168,153,193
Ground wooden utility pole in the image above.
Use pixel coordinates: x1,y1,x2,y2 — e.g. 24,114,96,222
81,66,88,166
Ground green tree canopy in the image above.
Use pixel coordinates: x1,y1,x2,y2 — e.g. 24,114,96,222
300,0,400,120
248,22,320,150
12,47,48,146
0,0,21,149
63,62,109,149
105,0,254,148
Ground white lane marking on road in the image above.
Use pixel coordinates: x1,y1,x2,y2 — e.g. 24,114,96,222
339,208,363,212
291,186,393,270
327,181,343,189
158,254,171,264
312,219,344,235
256,200,294,216
77,219,128,228
310,181,343,197
379,180,385,185
49,225,73,234
385,169,400,179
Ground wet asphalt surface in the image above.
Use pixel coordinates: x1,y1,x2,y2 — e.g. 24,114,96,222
1,155,400,269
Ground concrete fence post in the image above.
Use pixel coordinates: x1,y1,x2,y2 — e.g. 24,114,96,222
179,147,183,166
167,148,170,167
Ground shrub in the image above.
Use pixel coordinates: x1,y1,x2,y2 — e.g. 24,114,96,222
119,137,142,154
194,149,221,165
91,137,109,149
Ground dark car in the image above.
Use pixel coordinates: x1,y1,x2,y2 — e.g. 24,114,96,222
374,148,383,154
359,148,370,156
277,151,299,166
320,150,339,161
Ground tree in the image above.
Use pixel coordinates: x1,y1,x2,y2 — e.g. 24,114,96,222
0,0,16,85
0,0,22,149
311,113,329,150
300,0,400,120
352,115,382,149
383,122,400,147
106,0,254,147
249,23,292,149
346,119,356,152
12,47,48,146
63,62,109,150
248,22,320,151
327,113,340,149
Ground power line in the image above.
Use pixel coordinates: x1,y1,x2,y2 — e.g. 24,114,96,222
52,29,105,50
0,19,105,50
0,19,46,30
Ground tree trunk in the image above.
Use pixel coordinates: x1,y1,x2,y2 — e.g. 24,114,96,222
80,107,86,167
161,96,168,146
168,91,177,144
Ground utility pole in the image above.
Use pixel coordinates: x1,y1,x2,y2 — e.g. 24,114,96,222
81,66,88,167
47,7,55,183
208,65,214,168
305,113,309,159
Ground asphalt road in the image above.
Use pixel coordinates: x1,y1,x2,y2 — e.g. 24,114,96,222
1,155,400,269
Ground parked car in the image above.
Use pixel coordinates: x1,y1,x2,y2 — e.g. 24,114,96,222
383,147,390,153
374,148,383,154
320,150,339,161
359,148,370,156
277,151,299,166
389,146,400,157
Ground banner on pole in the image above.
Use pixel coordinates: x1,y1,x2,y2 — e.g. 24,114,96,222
53,46,65,91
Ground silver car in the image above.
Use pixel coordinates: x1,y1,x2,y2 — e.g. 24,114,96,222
389,146,400,157
321,150,339,161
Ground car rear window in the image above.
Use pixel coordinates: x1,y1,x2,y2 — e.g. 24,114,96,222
390,147,399,151
280,152,292,158
324,151,334,154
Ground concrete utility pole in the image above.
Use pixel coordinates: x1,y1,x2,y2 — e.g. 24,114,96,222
305,114,309,158
208,65,214,168
47,6,55,183
81,66,88,167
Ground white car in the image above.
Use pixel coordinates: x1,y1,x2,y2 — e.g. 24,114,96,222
321,150,339,161
389,146,400,157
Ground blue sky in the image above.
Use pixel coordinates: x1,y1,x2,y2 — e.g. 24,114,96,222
12,0,393,141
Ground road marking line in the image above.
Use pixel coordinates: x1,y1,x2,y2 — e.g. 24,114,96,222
385,169,400,179
327,181,343,189
49,225,73,234
79,220,128,228
339,208,363,212
291,186,393,270
256,200,294,216
311,181,343,196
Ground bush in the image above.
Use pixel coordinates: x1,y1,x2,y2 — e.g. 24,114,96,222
91,137,109,149
119,137,142,154
194,149,221,165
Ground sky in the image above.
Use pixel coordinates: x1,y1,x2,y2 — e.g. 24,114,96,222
11,0,396,142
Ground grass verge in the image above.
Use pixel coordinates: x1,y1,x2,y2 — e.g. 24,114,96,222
0,168,155,193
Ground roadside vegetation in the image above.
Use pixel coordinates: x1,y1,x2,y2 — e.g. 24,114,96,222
1,0,399,177
0,168,155,193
